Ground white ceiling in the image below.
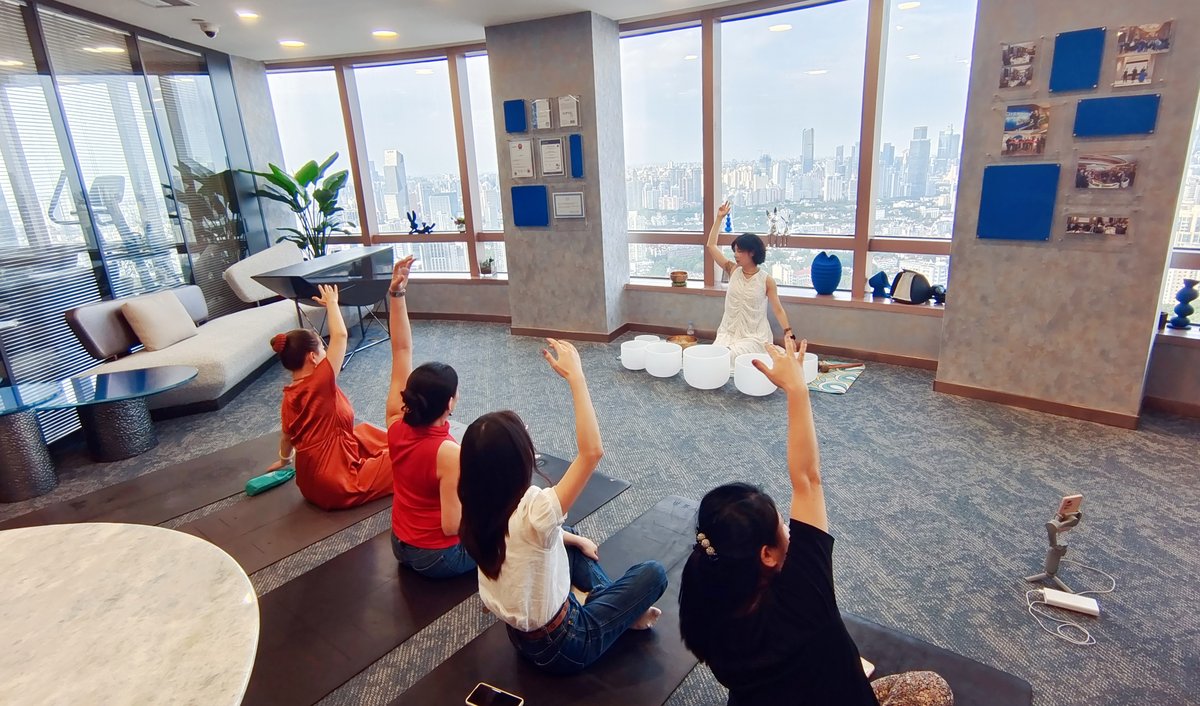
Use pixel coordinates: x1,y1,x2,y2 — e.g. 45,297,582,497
53,0,746,62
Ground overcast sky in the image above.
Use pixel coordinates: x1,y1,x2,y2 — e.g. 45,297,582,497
269,0,978,177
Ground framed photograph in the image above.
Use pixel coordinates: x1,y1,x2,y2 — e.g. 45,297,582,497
1113,54,1154,88
539,137,565,177
1000,41,1037,88
1075,154,1136,190
1116,22,1172,55
1002,104,1049,156
508,138,534,179
1066,215,1129,236
552,191,585,219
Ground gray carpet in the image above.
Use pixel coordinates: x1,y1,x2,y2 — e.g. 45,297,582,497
5,320,1199,706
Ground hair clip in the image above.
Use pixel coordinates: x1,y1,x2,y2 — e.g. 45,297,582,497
696,532,717,558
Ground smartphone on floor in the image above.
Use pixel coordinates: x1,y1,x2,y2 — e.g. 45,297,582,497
466,682,524,706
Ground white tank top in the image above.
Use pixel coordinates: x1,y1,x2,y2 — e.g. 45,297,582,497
715,267,771,344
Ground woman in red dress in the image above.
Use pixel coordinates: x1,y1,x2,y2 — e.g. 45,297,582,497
265,282,392,510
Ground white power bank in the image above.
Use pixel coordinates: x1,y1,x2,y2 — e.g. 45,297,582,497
1042,588,1100,617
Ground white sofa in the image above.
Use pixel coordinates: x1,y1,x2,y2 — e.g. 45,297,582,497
65,244,360,416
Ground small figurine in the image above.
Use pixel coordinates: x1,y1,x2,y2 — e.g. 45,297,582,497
766,208,779,247
868,271,890,298
406,210,435,235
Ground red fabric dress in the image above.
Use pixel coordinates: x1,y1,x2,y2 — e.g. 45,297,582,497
281,358,392,510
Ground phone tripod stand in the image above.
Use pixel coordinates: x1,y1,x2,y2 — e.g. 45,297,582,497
1025,511,1083,593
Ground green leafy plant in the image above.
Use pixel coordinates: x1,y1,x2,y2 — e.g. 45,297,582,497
243,152,354,258
479,257,495,274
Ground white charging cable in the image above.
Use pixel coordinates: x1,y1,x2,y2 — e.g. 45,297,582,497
1025,559,1116,646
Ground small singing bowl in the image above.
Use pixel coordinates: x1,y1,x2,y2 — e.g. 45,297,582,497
669,270,688,286
666,334,698,349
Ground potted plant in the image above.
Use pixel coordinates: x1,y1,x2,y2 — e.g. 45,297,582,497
454,216,467,233
243,152,354,259
479,257,495,276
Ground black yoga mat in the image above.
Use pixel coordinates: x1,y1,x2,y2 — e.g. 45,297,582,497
241,455,632,706
389,495,700,706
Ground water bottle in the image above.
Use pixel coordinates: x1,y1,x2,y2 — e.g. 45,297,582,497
686,321,695,337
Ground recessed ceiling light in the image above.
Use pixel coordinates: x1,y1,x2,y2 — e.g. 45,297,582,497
0,59,24,67
768,24,792,32
83,46,125,54
372,29,398,39
236,9,258,19
414,67,434,75
805,69,828,75
898,1,921,9
895,25,904,30
278,40,305,48
683,54,698,60
906,54,921,60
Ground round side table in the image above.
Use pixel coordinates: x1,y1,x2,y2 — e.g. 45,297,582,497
0,383,60,502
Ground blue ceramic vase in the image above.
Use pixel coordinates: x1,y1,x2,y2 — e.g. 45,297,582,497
1167,278,1198,329
811,252,842,295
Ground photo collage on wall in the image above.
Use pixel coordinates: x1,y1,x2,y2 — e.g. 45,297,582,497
987,21,1176,242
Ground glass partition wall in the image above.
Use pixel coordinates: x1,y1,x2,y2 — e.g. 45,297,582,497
0,1,240,441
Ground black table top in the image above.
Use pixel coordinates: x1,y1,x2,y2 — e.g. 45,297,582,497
36,366,198,410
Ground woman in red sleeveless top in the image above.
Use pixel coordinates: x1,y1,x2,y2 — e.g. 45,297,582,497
384,257,475,578
265,283,391,511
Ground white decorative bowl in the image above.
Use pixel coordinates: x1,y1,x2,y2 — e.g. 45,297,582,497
803,352,818,384
683,344,731,390
734,353,777,396
634,334,661,343
644,342,683,378
620,340,651,371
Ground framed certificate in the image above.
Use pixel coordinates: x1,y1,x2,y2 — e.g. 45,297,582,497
558,95,580,127
539,138,565,177
508,138,534,179
552,191,585,219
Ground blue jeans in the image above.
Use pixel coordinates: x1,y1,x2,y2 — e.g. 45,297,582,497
506,532,668,675
391,533,477,579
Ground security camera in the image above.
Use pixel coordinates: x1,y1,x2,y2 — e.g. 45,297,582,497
193,19,219,39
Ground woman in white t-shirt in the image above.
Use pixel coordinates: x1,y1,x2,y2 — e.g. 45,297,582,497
457,338,668,674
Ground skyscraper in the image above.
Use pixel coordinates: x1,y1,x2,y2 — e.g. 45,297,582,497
802,128,814,171
906,126,931,198
381,150,409,224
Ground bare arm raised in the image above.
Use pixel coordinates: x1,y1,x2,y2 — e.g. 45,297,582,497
706,200,734,276
385,256,416,428
754,338,826,531
541,339,604,514
311,284,347,375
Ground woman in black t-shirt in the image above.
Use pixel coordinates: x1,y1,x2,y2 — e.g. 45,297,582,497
678,338,953,706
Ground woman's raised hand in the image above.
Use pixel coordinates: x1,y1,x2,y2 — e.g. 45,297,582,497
390,255,416,294
312,284,339,308
716,199,732,221
541,338,584,382
754,337,808,393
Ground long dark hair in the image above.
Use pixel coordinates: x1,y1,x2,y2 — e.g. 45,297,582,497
458,411,535,580
271,329,320,371
679,482,782,662
401,362,458,426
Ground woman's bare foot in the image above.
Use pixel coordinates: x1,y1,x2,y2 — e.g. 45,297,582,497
631,606,662,630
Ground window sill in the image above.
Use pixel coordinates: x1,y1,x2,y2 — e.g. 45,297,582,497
410,272,508,284
625,278,945,317
1156,326,1200,349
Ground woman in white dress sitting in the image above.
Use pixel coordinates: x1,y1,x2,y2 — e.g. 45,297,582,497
706,201,795,365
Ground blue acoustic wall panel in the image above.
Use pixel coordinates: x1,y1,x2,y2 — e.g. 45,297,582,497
511,185,549,227
1049,27,1106,92
568,134,584,178
977,164,1060,241
503,99,527,133
1074,94,1160,137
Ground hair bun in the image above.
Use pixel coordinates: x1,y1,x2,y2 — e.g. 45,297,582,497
401,388,428,414
270,333,288,354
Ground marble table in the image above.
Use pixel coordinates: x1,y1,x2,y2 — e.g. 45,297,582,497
0,523,260,704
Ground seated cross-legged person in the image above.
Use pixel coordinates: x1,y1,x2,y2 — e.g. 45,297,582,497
678,338,954,706
266,284,391,511
384,258,475,579
458,339,668,675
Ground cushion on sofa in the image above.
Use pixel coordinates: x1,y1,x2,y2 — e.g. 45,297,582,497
223,243,305,303
66,285,209,360
121,291,199,351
